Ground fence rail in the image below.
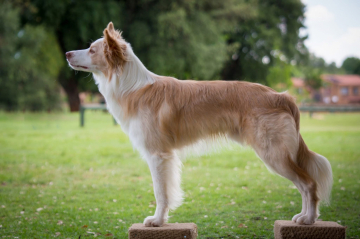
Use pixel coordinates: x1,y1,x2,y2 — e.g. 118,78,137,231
299,105,360,117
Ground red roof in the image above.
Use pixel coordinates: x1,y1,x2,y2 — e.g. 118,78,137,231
322,75,360,86
291,77,305,88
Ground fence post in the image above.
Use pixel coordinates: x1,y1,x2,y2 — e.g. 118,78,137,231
80,106,85,127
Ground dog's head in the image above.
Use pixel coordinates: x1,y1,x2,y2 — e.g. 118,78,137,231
66,22,128,77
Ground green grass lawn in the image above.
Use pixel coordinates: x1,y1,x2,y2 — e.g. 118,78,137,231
0,111,359,238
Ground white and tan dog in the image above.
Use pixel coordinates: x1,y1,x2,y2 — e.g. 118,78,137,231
66,22,332,227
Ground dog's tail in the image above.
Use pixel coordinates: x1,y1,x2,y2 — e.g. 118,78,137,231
296,133,333,205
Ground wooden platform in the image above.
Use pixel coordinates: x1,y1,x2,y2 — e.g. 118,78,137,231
274,220,346,239
129,223,197,239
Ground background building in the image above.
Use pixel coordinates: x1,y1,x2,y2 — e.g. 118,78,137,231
291,75,360,104
321,75,360,104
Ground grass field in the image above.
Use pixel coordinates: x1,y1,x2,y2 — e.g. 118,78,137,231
0,111,359,238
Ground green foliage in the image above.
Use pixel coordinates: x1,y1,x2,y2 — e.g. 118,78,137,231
0,112,360,237
149,9,226,80
304,68,323,90
306,54,344,75
342,57,360,75
16,25,64,111
120,0,255,80
0,1,20,110
19,0,305,82
9,0,309,110
292,53,344,82
0,1,63,111
221,0,307,84
266,58,293,91
325,62,343,74
17,0,124,110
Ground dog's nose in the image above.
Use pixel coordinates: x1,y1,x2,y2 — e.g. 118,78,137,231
66,52,73,59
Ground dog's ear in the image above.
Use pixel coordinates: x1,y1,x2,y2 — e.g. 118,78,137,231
106,22,123,39
106,22,115,33
103,28,128,73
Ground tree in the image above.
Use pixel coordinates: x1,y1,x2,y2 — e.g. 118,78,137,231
0,1,63,111
120,0,256,80
17,0,307,111
342,57,360,75
266,58,292,91
0,1,19,110
18,0,258,111
17,0,124,111
304,68,322,90
221,0,307,84
292,52,345,81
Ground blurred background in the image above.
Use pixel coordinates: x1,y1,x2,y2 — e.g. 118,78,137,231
1,1,360,238
1,0,359,112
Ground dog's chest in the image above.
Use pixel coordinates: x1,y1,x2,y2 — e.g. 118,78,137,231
96,82,131,134
107,96,131,134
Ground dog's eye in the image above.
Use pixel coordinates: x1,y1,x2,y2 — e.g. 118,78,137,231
89,49,95,54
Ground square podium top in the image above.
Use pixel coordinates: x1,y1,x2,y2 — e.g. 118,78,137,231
129,223,197,239
274,220,346,239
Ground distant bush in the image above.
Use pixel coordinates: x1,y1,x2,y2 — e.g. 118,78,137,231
0,2,64,111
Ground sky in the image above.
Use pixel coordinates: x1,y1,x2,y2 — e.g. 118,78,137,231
301,0,360,66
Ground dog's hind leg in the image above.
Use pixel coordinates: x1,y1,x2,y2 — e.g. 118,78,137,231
253,141,319,224
238,113,320,224
254,146,316,223
143,151,183,227
291,172,319,224
291,181,308,222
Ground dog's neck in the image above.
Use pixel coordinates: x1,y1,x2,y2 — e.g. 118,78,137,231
93,44,157,98
116,44,157,96
92,45,157,133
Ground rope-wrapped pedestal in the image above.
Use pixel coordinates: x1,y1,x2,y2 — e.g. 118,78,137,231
274,220,346,239
129,223,197,239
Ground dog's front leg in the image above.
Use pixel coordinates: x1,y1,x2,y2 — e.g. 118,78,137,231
143,152,183,227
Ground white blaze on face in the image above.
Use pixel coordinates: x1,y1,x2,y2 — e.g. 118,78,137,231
66,39,105,73
66,48,94,72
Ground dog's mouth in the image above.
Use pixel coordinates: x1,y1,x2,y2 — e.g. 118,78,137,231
70,63,88,69
67,59,89,70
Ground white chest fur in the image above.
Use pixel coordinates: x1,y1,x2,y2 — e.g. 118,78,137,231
92,73,131,134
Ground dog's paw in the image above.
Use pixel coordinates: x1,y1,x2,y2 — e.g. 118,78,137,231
143,216,165,227
296,215,316,225
291,213,304,222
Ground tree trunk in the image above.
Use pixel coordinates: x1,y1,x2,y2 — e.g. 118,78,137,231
56,30,81,112
221,57,241,80
60,78,80,112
